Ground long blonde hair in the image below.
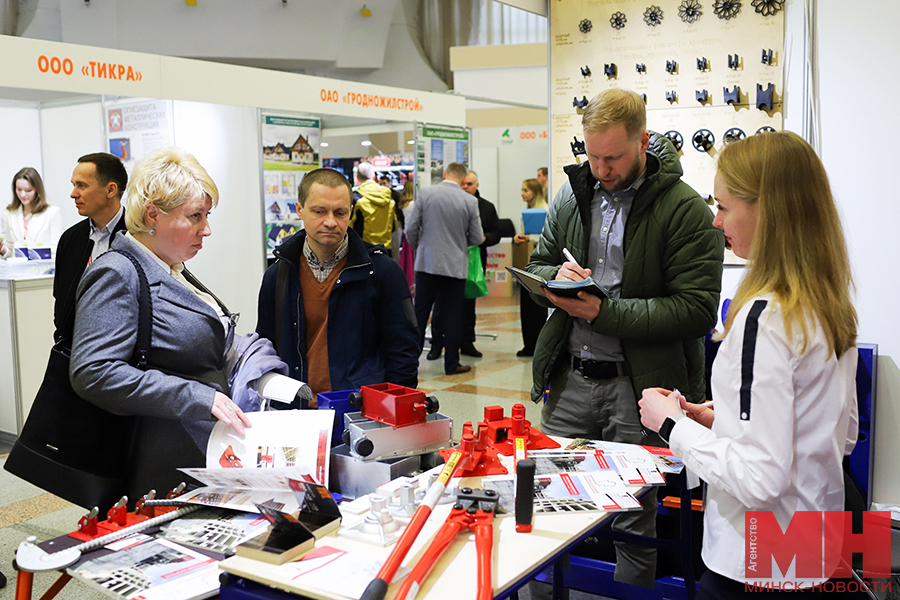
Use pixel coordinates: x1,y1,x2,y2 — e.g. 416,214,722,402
522,178,546,209
719,131,856,356
399,180,415,210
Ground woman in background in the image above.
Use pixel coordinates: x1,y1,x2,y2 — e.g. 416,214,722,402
1,167,63,259
639,131,858,598
397,180,416,292
513,178,548,357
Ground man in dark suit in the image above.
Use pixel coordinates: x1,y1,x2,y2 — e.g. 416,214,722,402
54,153,128,346
428,170,501,360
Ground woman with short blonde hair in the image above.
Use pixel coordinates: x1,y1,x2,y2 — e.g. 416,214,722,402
71,146,251,503
125,147,219,234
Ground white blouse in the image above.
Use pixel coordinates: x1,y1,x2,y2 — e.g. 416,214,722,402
669,294,858,587
0,205,64,258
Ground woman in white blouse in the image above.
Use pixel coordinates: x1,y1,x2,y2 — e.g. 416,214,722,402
639,131,858,598
0,167,63,259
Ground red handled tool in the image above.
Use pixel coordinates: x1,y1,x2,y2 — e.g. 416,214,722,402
360,439,472,600
394,488,499,600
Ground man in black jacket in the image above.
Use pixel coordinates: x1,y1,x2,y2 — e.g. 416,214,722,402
428,170,502,360
54,153,128,346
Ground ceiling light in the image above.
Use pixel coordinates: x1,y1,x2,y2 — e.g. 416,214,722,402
406,139,415,145
320,142,329,148
361,140,372,147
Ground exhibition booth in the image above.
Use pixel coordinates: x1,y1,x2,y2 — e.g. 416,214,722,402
0,33,466,440
4,0,900,597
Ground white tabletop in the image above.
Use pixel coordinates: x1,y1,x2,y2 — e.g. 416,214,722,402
220,445,649,600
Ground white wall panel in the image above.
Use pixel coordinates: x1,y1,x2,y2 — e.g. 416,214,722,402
0,104,43,205
816,0,900,505
39,100,104,230
172,100,265,335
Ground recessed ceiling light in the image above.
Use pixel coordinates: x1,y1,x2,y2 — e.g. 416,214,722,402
361,140,372,146
320,142,329,147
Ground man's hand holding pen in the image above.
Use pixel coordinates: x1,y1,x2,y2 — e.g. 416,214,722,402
541,247,603,322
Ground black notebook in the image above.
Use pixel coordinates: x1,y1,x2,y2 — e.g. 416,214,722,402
506,266,610,299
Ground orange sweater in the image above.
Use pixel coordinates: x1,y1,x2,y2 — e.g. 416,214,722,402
299,253,347,403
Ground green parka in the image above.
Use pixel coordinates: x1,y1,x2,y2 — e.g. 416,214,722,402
526,132,725,406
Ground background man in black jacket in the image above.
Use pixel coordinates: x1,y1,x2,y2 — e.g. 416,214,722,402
54,153,128,346
428,170,502,360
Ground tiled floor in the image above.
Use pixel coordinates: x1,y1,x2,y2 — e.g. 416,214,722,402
417,296,544,440
0,295,611,600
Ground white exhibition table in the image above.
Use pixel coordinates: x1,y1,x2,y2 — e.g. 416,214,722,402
220,448,650,600
0,266,55,439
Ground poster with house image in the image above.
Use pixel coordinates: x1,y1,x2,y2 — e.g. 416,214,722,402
261,112,321,257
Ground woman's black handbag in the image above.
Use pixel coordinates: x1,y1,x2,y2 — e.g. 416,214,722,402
4,249,152,512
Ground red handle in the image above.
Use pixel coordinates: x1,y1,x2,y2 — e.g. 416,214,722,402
474,519,494,600
394,518,466,600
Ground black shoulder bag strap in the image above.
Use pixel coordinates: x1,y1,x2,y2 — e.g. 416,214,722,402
110,249,153,369
274,259,289,353
182,267,231,317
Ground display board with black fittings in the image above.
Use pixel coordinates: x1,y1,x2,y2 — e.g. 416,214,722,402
549,0,785,201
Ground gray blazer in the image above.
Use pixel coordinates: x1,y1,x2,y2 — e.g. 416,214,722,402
70,235,229,500
406,180,483,279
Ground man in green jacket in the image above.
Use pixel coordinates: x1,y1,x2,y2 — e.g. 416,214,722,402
526,88,724,587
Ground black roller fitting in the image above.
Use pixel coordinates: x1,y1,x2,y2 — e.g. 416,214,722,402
355,437,374,457
728,53,740,69
696,89,709,103
636,63,646,74
664,130,684,151
723,128,746,144
692,129,715,152
761,48,774,65
581,65,591,77
604,63,617,78
696,57,709,71
666,60,678,74
666,90,677,103
573,96,589,109
348,391,363,410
